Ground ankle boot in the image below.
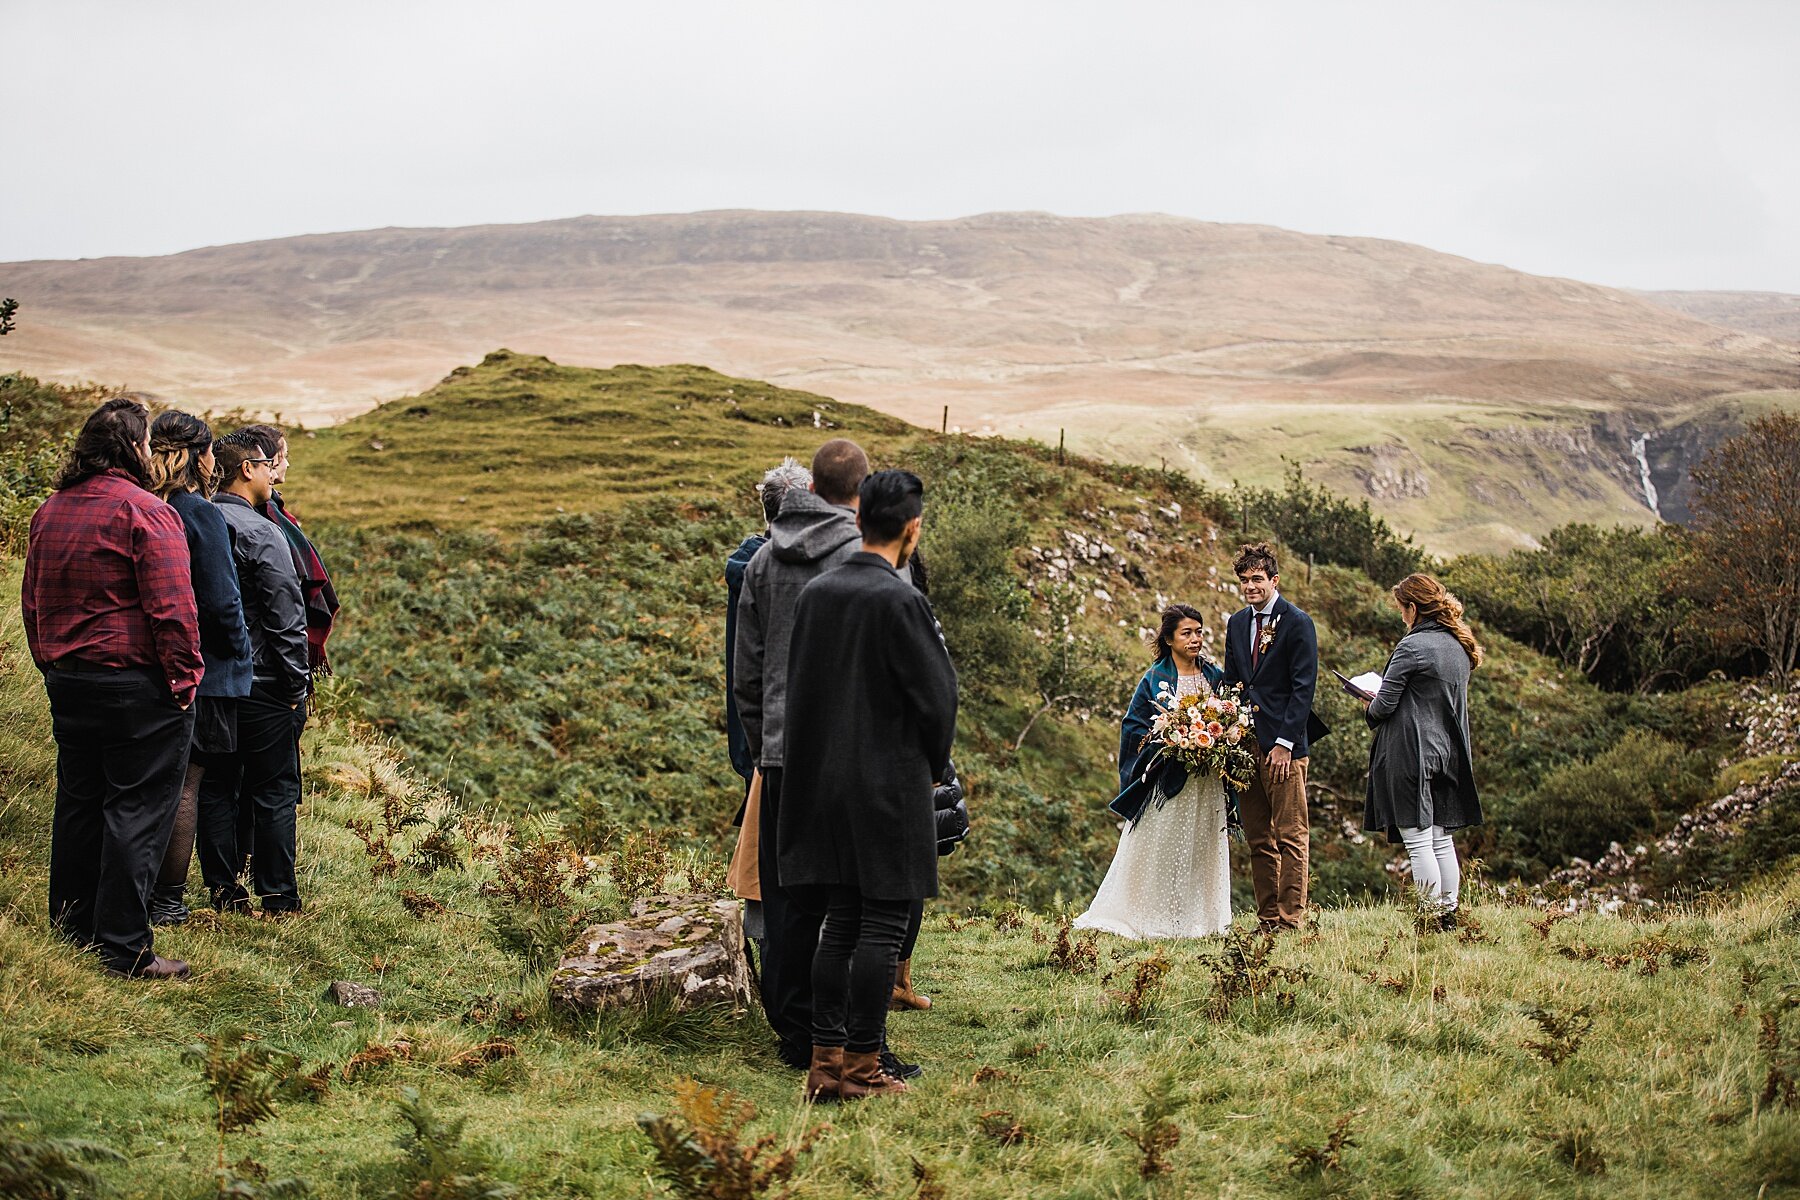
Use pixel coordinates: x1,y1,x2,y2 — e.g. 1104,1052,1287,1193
890,958,931,1011
804,1046,845,1102
840,1050,910,1099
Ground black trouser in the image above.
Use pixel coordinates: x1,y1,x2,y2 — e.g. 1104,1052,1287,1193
811,888,913,1053
43,666,195,972
756,767,822,1061
196,682,303,911
898,899,925,961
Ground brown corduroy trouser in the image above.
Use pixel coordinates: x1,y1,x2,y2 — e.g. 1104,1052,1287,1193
1239,751,1309,928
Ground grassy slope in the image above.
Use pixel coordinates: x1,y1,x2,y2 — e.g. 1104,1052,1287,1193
288,351,1691,906
6,569,1800,1198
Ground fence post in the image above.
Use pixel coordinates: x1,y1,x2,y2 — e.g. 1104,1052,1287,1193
942,405,949,435
1058,428,1066,465
1307,552,1314,585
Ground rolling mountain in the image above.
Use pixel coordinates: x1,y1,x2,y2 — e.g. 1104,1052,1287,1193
4,210,1795,552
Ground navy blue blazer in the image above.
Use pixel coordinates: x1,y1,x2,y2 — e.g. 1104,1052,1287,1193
724,532,767,783
1221,593,1328,759
168,489,253,699
1110,656,1225,824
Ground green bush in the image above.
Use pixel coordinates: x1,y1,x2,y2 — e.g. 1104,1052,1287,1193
1513,729,1713,866
1232,461,1429,585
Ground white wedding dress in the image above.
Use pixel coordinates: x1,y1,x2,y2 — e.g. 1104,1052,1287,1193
1075,671,1233,940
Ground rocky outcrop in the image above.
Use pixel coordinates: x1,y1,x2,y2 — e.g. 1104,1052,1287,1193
549,895,752,1013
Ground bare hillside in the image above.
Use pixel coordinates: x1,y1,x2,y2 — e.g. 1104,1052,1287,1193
3,210,1795,551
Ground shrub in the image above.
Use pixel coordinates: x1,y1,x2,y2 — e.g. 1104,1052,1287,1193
1513,729,1712,866
1232,461,1428,585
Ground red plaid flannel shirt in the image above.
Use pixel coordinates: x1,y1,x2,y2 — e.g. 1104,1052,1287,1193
21,470,204,705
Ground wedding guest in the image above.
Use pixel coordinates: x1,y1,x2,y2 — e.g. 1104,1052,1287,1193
1363,573,1484,929
890,761,968,1012
726,459,812,941
196,432,310,916
239,424,339,680
779,469,958,1101
733,439,868,1070
1222,543,1327,932
889,549,968,1012
21,397,203,978
144,412,254,927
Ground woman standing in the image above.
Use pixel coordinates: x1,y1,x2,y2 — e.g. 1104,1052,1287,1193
1075,604,1232,940
144,411,253,925
1363,573,1483,929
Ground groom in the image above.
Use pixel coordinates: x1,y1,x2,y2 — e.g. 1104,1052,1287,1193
1223,542,1326,932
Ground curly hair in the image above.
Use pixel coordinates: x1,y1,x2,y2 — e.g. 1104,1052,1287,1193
1393,573,1483,668
53,397,151,491
1232,541,1279,579
145,410,214,499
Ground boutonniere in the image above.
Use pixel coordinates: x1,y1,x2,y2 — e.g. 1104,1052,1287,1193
1257,614,1282,656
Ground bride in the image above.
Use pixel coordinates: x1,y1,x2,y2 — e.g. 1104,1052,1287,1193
1075,604,1233,939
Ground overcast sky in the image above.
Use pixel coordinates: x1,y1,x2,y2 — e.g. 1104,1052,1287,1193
4,1,1796,292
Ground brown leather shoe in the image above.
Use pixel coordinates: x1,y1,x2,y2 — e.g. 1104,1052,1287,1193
804,1046,845,1102
840,1050,909,1099
107,955,191,980
890,958,932,1011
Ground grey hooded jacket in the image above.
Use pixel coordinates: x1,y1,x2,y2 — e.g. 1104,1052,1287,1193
212,493,310,702
732,489,862,769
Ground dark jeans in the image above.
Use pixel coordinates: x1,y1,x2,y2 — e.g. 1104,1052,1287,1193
898,899,925,961
757,767,822,1061
196,683,303,911
811,887,913,1053
43,667,195,972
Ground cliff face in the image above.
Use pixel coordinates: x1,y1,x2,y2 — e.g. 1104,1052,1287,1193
4,210,1797,551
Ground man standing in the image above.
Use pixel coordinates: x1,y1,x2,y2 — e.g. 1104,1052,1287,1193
778,470,957,1100
197,431,310,916
725,458,813,915
732,438,867,1069
1222,542,1326,932
240,424,339,679
21,397,203,978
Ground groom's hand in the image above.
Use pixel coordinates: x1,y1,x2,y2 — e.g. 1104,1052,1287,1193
1266,745,1293,784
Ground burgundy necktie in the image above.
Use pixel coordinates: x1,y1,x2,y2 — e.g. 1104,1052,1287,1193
1252,613,1264,667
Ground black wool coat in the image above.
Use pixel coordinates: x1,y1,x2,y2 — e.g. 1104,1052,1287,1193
776,552,959,901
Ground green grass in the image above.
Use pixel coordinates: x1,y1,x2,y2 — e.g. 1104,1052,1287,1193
288,352,1704,905
6,572,1800,1196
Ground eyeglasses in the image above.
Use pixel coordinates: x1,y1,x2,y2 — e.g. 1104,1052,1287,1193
244,458,277,468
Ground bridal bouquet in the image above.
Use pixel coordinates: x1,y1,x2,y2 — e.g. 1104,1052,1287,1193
1148,681,1258,790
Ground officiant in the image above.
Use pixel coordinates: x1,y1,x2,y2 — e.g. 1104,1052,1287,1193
1362,573,1484,930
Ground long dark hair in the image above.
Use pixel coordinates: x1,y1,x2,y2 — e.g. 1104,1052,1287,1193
146,410,215,499
1152,603,1208,663
53,397,151,491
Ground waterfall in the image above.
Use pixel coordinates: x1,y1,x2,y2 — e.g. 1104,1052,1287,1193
1631,433,1660,519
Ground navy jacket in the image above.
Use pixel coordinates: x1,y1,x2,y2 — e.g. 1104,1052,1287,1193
724,532,767,782
168,489,253,698
1222,593,1328,759
1110,656,1225,823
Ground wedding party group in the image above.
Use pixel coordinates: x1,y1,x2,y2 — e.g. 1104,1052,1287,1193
19,398,337,980
716,440,1486,1103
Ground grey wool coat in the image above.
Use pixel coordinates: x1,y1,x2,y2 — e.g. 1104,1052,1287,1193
1363,621,1482,843
777,552,959,901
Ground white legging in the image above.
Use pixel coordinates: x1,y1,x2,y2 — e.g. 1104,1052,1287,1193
1399,825,1460,913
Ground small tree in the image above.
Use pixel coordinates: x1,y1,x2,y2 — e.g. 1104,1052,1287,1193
1686,414,1800,680
0,299,17,337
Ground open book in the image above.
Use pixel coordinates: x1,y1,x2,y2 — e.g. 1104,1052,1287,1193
1332,669,1385,701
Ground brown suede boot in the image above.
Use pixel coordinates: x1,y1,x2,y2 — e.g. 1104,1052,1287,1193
840,1050,910,1099
890,958,932,1011
804,1046,845,1102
